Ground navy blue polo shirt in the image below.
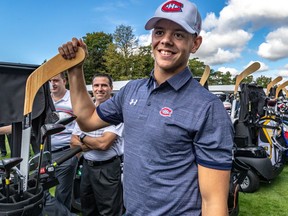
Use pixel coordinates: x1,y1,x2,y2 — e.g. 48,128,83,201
97,67,233,215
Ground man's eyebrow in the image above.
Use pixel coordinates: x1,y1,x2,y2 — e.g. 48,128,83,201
154,26,187,33
93,83,109,86
154,26,163,29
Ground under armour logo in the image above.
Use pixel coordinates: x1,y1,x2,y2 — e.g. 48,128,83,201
129,99,138,106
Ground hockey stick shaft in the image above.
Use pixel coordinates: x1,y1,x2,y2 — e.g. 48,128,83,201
199,65,210,86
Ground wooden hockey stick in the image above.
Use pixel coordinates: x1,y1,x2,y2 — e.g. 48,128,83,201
275,80,288,99
266,76,282,96
20,47,85,191
234,62,261,95
199,65,210,86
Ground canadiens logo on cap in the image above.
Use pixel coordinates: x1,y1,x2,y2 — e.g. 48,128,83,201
162,1,183,12
159,107,173,117
145,0,202,35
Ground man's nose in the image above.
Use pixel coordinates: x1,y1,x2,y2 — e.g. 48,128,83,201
161,33,173,45
97,85,104,90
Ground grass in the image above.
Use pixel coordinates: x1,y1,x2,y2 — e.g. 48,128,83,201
2,140,288,215
239,163,288,216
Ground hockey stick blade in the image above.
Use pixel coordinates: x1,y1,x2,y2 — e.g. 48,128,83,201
23,47,85,115
199,65,210,86
276,80,288,99
234,62,260,95
266,76,282,96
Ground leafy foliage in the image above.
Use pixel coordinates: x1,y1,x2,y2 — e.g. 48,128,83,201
103,43,125,80
188,57,206,77
113,25,138,58
256,75,272,88
82,32,113,84
103,25,153,80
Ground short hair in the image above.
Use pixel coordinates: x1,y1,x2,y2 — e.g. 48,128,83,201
92,73,113,87
59,71,67,79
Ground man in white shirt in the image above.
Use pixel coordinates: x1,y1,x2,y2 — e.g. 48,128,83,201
71,73,124,216
50,72,78,210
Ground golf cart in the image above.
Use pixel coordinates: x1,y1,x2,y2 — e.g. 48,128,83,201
233,82,286,192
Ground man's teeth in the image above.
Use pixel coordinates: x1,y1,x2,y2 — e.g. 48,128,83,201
161,51,172,56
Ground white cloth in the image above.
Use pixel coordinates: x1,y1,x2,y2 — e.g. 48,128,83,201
51,90,75,150
72,122,124,161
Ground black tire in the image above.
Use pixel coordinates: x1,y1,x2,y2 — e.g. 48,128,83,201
240,170,260,193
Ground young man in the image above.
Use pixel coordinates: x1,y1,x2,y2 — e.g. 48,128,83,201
58,0,234,215
71,74,124,216
49,72,78,211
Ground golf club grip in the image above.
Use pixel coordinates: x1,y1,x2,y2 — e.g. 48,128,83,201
54,146,82,166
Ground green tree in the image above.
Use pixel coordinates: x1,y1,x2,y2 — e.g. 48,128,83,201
241,75,253,84
82,32,113,84
221,71,233,85
103,25,153,80
103,43,125,80
231,75,254,85
188,57,206,77
209,71,223,85
209,70,233,85
113,25,138,58
256,75,272,88
131,45,154,79
112,25,138,78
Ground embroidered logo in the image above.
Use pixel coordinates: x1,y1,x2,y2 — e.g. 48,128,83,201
162,1,183,12
159,107,173,117
129,99,138,106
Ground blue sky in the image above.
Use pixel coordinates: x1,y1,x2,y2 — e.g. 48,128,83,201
1,0,288,81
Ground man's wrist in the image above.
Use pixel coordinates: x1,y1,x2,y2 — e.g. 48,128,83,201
79,133,87,143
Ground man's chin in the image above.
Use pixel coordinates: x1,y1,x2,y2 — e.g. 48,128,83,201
95,97,107,103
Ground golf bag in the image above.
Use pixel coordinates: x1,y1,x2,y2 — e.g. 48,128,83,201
234,83,266,147
0,62,56,215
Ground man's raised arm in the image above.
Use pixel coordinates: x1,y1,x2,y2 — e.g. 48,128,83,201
58,37,109,132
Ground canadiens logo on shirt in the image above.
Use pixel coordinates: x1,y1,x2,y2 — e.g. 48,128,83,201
159,107,173,117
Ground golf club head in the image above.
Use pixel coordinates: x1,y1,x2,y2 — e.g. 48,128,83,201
12,166,24,178
46,112,60,124
1,157,23,172
56,111,77,125
41,123,66,143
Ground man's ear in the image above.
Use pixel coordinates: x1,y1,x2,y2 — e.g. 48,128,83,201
191,35,202,54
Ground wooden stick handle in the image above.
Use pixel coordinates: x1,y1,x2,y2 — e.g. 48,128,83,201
199,65,210,86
